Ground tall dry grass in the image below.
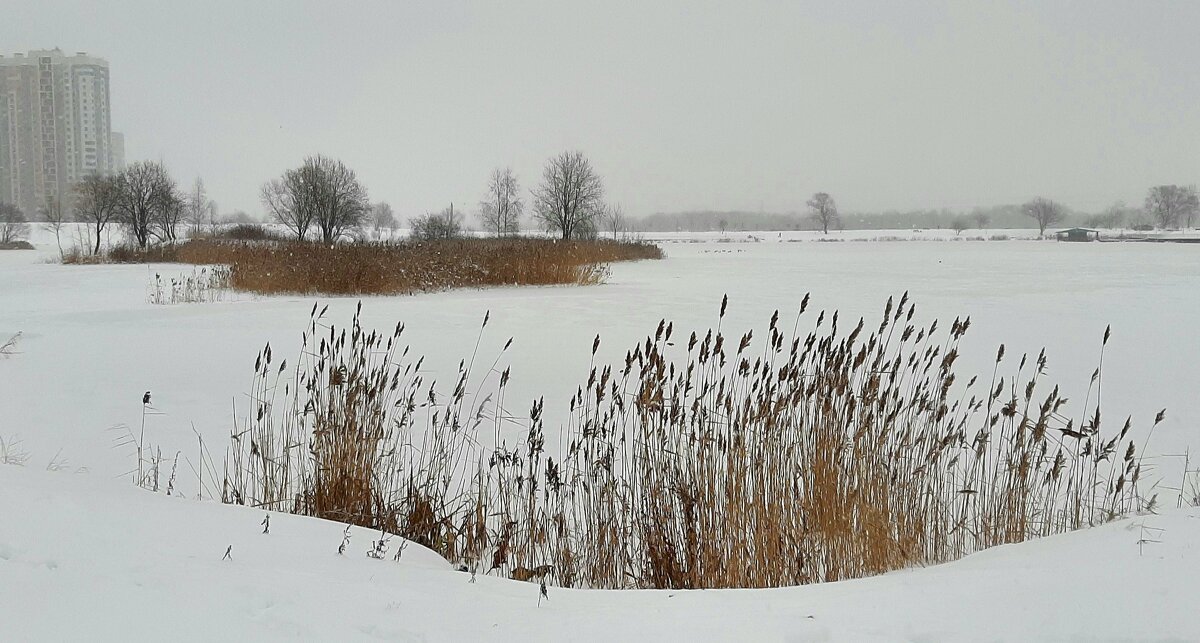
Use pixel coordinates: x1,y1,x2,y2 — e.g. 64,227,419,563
224,301,491,556
224,295,1158,589
147,266,233,304
63,237,663,295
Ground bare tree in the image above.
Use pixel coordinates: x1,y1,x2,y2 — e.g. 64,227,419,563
263,155,368,244
371,202,397,239
971,211,991,229
74,173,121,255
807,192,838,234
40,196,67,259
480,167,523,237
1087,201,1132,229
153,190,185,243
0,203,29,244
206,200,219,230
184,178,215,234
312,157,369,244
602,203,626,240
532,151,604,240
261,175,311,241
410,203,463,241
1145,185,1199,230
114,161,181,248
1022,197,1064,237
1188,187,1200,229
952,217,969,235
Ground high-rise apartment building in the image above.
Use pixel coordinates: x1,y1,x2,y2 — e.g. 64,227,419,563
0,48,115,216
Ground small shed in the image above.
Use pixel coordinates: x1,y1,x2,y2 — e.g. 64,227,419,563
1055,228,1100,242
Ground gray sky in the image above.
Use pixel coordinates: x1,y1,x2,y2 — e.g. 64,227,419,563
5,1,1198,218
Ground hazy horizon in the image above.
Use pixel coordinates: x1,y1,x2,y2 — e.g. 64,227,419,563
4,1,1198,219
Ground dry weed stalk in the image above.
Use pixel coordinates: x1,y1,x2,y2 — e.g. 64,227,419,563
0,435,31,466
0,332,20,357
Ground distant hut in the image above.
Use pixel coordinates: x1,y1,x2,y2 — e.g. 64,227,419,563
1055,227,1099,242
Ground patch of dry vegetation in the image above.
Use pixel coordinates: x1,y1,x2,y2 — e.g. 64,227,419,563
223,295,1159,590
188,223,291,243
148,266,233,305
63,243,178,264
64,238,662,295
0,332,20,357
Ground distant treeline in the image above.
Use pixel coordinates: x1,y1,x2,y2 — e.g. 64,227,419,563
633,204,1152,233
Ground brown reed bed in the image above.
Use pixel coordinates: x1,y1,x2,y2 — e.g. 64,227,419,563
63,237,662,295
223,294,1160,590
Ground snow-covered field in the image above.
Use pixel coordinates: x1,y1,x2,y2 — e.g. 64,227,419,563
2,463,1197,642
3,226,1200,640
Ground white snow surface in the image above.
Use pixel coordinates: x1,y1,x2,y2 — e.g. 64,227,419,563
1,465,1198,641
3,226,1200,640
4,227,1197,483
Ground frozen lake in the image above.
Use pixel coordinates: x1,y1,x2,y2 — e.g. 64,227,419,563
2,231,1198,491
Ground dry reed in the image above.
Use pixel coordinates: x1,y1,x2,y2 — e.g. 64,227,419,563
223,294,1158,589
148,266,233,304
64,237,663,295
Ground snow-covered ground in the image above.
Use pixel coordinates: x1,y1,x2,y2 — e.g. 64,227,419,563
644,227,1044,242
4,226,1197,483
3,226,1200,640
2,463,1198,641
642,227,1200,244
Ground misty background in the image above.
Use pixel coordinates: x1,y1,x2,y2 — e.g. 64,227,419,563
3,0,1198,222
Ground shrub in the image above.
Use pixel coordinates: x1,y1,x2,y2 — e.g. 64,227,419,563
187,223,287,242
0,203,30,244
216,224,288,242
410,206,463,241
63,243,181,264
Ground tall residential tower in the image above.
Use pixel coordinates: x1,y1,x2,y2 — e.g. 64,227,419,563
0,48,119,216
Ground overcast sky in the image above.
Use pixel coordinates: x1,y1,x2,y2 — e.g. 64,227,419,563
4,1,1198,218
